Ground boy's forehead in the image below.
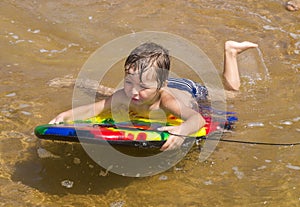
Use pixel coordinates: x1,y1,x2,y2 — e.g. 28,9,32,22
126,68,158,86
141,67,157,80
127,67,156,78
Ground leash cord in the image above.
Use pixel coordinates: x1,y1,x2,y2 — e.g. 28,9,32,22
93,124,300,146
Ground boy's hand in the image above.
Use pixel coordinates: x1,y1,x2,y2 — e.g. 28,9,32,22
160,135,185,151
49,112,67,124
157,126,185,151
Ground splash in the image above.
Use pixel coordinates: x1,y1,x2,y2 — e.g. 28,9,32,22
256,47,271,80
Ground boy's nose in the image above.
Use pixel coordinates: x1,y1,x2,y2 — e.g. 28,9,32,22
131,87,140,96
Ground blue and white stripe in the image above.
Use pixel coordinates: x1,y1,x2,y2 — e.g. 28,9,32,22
167,77,208,101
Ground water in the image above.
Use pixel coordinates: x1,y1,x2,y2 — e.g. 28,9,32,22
1,0,300,206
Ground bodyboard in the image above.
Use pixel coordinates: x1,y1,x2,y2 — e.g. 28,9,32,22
34,113,237,148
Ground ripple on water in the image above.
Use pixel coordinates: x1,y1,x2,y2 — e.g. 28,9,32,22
5,92,16,97
232,166,245,180
286,163,300,171
61,180,74,189
247,122,265,127
36,147,60,159
110,200,126,207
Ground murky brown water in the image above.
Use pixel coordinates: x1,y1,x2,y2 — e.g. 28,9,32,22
1,0,299,206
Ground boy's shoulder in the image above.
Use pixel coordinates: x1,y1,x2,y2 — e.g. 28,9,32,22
161,87,195,106
162,87,193,99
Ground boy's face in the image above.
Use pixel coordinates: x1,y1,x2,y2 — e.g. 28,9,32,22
124,68,161,105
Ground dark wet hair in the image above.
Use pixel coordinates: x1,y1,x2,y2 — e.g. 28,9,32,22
124,42,170,90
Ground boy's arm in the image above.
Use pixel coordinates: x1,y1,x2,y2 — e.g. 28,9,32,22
49,89,125,124
159,91,206,150
49,100,107,124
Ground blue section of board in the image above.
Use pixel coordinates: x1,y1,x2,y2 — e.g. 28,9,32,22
44,128,77,136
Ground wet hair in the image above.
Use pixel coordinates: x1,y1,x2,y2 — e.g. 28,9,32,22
124,42,170,90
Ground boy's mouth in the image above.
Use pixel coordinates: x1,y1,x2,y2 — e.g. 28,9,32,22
131,97,140,102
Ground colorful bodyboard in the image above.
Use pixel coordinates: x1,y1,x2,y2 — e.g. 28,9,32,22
34,114,237,148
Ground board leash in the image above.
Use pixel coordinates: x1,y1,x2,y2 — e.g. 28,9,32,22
195,136,300,146
92,124,300,146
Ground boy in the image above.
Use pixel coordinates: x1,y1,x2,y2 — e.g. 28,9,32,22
49,41,258,151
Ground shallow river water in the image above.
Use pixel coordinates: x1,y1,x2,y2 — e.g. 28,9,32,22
0,0,299,206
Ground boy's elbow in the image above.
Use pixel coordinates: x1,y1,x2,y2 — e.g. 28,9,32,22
198,114,206,129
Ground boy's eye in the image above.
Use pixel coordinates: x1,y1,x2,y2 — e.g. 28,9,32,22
125,80,132,85
139,84,149,89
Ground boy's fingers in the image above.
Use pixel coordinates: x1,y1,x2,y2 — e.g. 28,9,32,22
157,126,175,132
160,136,173,150
49,117,62,124
160,140,171,151
160,135,183,151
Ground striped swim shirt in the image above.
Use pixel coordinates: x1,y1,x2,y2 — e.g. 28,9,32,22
167,77,208,101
